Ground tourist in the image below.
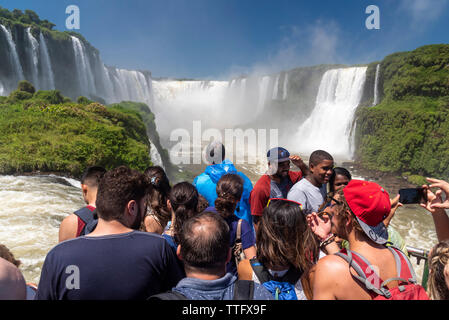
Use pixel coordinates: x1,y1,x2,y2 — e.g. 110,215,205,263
421,178,449,242
58,166,106,242
150,212,272,300
326,167,406,253
0,257,26,300
0,244,35,299
162,182,200,254
250,147,308,230
141,166,172,234
311,180,428,300
194,141,253,225
237,198,319,300
427,240,449,300
328,167,351,193
36,166,184,300
287,150,333,215
205,174,256,276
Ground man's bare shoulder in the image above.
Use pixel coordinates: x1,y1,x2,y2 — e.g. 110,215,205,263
315,254,350,276
58,213,79,242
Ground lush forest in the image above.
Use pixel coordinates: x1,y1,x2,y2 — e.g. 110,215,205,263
355,44,449,180
0,81,154,177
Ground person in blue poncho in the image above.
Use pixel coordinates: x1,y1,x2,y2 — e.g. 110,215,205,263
193,141,253,226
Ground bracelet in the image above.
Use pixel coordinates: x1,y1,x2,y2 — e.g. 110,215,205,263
319,234,335,248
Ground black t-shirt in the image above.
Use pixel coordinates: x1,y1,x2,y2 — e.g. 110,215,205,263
36,231,184,300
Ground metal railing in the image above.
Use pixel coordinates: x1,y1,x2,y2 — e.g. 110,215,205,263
406,246,430,289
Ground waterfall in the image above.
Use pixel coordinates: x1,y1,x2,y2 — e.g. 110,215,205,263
272,75,280,100
26,28,40,88
39,32,55,90
293,67,367,159
149,140,164,169
373,64,380,106
0,80,4,96
256,76,270,115
282,73,288,100
1,25,25,83
71,36,96,96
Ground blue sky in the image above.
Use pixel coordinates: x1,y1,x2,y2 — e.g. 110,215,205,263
2,0,449,79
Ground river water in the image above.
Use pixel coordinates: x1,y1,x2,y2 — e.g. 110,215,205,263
0,162,440,285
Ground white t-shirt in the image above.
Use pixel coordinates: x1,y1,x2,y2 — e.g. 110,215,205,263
287,178,327,215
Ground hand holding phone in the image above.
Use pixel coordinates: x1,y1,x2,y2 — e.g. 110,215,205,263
398,188,427,204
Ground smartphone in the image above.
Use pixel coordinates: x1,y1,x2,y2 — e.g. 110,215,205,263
398,188,427,204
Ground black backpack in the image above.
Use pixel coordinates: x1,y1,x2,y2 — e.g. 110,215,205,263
148,280,255,300
73,207,98,237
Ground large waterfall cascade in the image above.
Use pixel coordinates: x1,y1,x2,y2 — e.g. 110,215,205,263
292,67,368,159
38,32,55,90
1,25,25,84
25,27,39,88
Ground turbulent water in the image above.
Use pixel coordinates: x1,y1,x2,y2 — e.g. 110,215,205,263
0,175,84,284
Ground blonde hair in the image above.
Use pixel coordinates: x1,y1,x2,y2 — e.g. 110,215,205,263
427,240,449,300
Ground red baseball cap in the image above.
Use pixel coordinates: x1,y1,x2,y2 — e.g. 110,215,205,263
343,180,390,244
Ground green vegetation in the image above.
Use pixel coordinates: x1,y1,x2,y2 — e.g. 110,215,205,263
355,44,449,178
0,7,55,30
0,82,152,177
108,101,177,181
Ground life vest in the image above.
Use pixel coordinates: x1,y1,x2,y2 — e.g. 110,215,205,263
334,246,429,300
73,206,98,237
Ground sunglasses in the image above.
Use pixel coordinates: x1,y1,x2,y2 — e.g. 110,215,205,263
267,198,303,208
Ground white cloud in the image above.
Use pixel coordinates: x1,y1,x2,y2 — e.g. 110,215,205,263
400,0,448,25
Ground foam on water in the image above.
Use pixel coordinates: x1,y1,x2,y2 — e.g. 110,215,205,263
0,175,84,283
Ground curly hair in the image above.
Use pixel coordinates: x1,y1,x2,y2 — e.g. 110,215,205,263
256,199,319,273
427,240,449,300
170,182,199,244
144,166,172,229
96,166,151,223
214,174,243,219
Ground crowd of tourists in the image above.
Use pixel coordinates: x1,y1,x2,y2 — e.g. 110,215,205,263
1,142,449,300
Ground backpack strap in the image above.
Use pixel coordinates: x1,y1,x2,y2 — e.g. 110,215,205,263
250,258,272,284
380,247,418,290
233,280,254,300
73,207,96,236
83,209,98,235
148,290,188,300
334,249,391,298
250,258,302,284
236,219,242,242
282,267,303,284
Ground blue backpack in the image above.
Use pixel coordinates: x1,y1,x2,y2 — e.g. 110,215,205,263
250,259,303,300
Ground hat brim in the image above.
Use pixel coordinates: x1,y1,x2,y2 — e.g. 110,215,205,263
355,216,389,245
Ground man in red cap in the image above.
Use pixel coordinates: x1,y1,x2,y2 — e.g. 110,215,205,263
309,180,428,300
